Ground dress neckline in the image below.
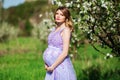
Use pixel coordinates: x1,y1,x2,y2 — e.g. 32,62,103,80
53,27,65,33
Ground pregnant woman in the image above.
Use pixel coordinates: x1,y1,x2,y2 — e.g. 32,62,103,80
43,6,77,80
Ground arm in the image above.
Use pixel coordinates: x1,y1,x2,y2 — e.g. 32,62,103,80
44,63,48,70
46,27,71,72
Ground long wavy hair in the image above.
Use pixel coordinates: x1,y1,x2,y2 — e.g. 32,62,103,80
54,6,73,31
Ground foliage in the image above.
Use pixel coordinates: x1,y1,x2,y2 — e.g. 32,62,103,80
21,20,33,36
0,22,19,42
52,0,120,57
31,18,54,42
74,44,120,80
2,0,48,25
1,0,51,37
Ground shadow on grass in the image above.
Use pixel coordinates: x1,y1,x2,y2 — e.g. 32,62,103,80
77,65,120,80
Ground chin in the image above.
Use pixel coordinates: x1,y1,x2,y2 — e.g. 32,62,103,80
55,20,64,23
55,20,60,22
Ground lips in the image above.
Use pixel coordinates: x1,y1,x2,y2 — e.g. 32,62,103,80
56,18,60,20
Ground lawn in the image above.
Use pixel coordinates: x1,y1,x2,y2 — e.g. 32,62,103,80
0,37,120,80
0,52,45,80
0,37,46,80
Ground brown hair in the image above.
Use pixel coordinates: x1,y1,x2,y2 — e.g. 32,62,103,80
54,6,73,30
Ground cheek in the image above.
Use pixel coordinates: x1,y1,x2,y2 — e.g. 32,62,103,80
55,15,57,19
55,15,59,19
61,17,66,21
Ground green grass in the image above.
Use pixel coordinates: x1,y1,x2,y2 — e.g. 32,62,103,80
73,44,120,80
0,37,47,55
0,37,120,80
0,52,45,80
0,37,47,80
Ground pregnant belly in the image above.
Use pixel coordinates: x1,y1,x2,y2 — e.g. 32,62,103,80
43,47,62,66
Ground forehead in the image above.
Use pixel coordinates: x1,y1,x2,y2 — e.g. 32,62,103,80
56,10,63,14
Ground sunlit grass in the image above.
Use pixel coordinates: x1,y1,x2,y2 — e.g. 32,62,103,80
0,52,45,80
0,37,47,55
0,37,47,80
0,37,120,80
73,44,120,80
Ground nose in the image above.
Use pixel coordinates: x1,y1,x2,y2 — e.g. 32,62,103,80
56,15,60,19
56,14,60,17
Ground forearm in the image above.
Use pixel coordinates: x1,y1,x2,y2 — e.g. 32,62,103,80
51,52,67,69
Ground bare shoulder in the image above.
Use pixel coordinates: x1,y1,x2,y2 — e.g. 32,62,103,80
63,27,71,33
61,27,71,37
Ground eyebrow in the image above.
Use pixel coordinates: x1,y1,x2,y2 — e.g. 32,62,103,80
56,11,64,15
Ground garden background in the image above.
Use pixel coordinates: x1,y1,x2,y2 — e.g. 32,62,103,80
0,0,120,80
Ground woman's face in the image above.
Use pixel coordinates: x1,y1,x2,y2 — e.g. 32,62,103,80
55,10,66,23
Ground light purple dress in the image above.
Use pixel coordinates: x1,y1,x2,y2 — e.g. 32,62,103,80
43,27,77,80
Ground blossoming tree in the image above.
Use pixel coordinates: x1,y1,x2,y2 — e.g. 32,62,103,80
52,0,120,58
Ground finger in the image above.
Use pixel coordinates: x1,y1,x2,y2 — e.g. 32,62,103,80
45,66,48,70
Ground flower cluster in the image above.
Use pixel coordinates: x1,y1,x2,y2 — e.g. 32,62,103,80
52,0,120,57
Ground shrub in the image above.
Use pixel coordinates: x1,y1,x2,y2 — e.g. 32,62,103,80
0,22,19,42
31,18,54,42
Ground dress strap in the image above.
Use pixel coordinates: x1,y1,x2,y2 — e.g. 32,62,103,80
59,27,65,33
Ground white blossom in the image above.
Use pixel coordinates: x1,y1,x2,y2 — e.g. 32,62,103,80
101,0,105,4
104,53,113,59
95,26,97,28
70,54,73,58
76,0,80,2
90,16,95,22
93,38,96,41
110,27,114,30
65,2,71,7
110,54,113,58
52,0,57,5
107,53,109,56
78,18,81,22
39,14,42,18
77,4,80,8
88,2,92,7
93,6,97,10
101,3,108,9
57,1,63,6
70,1,73,5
